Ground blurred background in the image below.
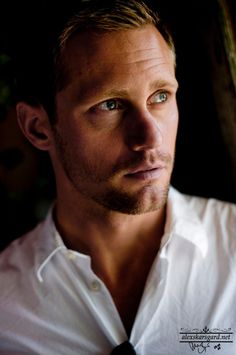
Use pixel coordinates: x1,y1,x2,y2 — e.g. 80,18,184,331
0,0,236,250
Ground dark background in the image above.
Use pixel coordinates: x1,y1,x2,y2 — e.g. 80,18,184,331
0,0,236,250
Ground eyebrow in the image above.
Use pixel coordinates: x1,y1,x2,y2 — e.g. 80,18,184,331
149,78,179,91
96,79,179,101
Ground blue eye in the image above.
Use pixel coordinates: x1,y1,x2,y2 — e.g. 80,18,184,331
151,91,168,104
98,99,121,111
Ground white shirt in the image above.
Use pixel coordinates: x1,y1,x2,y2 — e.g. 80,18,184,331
0,187,236,354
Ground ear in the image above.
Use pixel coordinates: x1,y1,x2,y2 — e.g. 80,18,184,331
16,102,53,151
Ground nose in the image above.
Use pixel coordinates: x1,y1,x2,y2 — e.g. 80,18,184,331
125,109,163,151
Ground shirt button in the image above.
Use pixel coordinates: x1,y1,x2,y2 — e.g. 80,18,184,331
67,251,76,260
90,280,101,292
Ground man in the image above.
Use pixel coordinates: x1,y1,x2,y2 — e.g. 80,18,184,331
0,1,236,354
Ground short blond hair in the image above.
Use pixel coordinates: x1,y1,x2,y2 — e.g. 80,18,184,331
54,0,175,92
59,1,174,48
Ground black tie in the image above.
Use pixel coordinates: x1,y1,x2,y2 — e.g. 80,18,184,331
110,341,136,354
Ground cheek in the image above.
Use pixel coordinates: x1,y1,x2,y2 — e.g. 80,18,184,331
69,128,122,169
161,108,178,150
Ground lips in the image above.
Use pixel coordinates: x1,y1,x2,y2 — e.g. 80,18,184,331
125,164,165,181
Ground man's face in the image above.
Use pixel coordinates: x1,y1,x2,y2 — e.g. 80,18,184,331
52,25,179,214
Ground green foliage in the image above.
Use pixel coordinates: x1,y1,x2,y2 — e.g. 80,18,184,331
0,53,10,66
0,80,11,106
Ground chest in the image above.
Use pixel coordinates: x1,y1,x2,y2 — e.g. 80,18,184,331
10,243,236,355
25,256,236,354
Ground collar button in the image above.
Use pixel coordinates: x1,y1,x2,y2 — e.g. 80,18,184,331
90,280,101,292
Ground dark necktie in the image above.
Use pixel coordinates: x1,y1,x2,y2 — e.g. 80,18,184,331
110,341,136,354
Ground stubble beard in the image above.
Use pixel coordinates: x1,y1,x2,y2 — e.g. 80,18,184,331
53,128,173,215
94,183,171,215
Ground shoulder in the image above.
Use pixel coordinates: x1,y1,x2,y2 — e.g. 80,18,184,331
0,222,42,268
0,223,43,295
180,189,236,228
170,186,236,222
0,223,44,347
0,217,52,331
0,206,54,275
0,209,54,302
169,186,236,252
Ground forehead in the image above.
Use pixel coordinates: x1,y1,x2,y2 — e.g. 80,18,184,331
63,25,175,76
58,25,176,102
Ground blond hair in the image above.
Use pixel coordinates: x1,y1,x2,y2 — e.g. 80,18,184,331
54,0,175,91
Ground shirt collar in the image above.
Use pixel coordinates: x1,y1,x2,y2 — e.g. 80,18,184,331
36,187,208,281
36,206,91,282
35,207,66,282
164,186,208,257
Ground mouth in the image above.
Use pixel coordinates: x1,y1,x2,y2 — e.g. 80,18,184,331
124,165,165,181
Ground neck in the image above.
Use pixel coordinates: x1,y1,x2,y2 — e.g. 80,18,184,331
54,191,167,336
54,192,165,257
55,195,165,335
54,192,166,280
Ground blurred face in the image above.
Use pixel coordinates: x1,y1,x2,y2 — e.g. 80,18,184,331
52,25,178,214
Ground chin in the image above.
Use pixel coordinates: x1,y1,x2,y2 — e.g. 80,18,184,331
96,184,170,215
